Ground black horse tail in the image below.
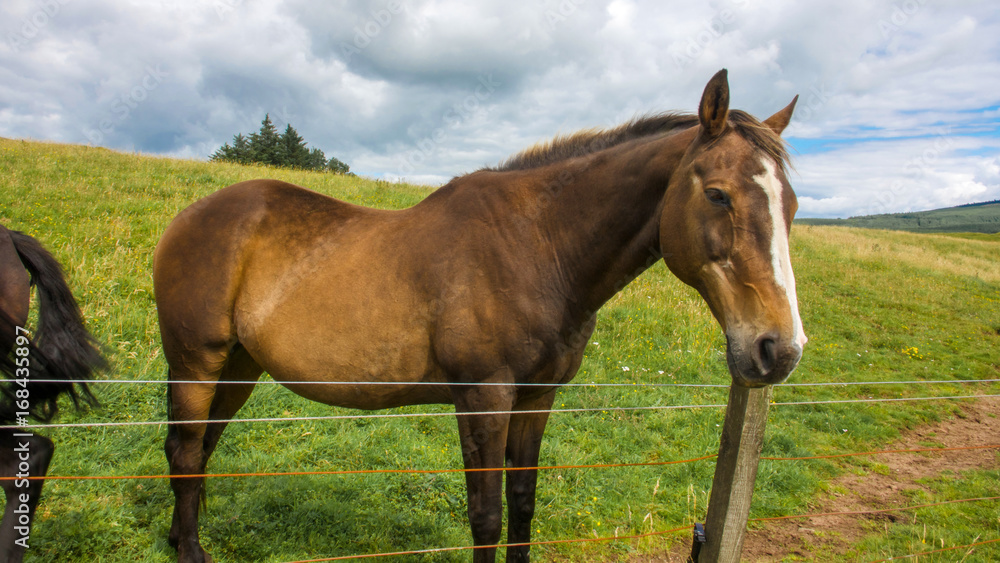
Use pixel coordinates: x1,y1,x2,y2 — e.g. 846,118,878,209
0,230,105,423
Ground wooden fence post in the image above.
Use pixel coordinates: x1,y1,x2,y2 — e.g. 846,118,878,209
693,384,773,563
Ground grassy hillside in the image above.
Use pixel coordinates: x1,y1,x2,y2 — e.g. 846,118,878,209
796,200,1000,233
1,138,999,562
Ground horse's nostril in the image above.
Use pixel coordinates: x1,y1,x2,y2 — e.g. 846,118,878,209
757,337,777,374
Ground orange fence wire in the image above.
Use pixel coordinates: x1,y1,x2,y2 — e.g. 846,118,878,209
3,443,995,482
276,495,1000,562
282,524,694,563
870,536,1000,562
3,420,997,560
751,495,1000,525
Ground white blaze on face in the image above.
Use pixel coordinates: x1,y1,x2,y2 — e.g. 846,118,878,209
753,157,808,351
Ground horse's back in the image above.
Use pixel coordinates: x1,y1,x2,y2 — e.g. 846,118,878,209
153,180,369,355
154,180,450,404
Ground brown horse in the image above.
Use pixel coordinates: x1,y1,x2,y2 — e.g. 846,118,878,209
0,225,104,563
155,69,806,563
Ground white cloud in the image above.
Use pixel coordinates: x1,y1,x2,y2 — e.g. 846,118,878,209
792,134,1000,217
0,1,997,217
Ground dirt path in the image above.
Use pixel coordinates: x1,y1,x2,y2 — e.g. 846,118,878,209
638,397,1000,562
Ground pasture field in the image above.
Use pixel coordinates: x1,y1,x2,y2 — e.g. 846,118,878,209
796,201,1000,234
1,137,999,562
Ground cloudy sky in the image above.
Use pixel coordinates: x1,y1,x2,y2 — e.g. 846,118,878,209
1,0,998,218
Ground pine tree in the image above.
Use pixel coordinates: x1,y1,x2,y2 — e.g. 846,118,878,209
306,147,328,171
279,124,310,169
231,133,251,164
248,114,281,166
210,132,254,164
327,156,350,175
210,115,350,174
209,142,234,162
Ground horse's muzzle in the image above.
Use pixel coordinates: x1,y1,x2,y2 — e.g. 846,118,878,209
725,331,803,387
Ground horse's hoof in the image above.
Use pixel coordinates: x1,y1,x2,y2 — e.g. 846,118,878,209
177,546,212,563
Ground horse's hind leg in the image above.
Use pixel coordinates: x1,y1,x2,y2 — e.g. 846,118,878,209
164,343,228,563
0,430,54,563
202,345,263,459
165,373,217,563
165,344,262,563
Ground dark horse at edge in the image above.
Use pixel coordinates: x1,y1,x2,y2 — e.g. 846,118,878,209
155,70,807,562
0,225,105,563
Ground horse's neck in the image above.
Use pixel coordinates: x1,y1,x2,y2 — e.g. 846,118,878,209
525,131,691,315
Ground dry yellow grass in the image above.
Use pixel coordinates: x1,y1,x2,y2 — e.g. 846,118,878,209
794,225,1000,283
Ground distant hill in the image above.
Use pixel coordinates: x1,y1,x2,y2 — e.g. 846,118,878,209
796,200,1000,233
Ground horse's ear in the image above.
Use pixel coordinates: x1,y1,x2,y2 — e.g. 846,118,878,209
763,95,799,136
698,69,730,139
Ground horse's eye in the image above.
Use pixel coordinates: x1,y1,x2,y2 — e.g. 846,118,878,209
704,188,730,207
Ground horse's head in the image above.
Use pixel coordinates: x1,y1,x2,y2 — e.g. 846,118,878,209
660,70,806,387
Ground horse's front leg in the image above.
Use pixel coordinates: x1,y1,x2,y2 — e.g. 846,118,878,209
453,386,514,563
504,391,556,563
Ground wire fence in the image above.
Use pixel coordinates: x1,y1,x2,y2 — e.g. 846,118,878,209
273,491,1000,562
4,375,999,561
15,377,1000,387
5,376,1000,430
1,444,996,483
4,394,1000,430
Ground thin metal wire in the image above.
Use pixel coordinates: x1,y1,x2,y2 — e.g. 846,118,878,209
11,378,730,387
754,496,1000,525
0,454,723,482
4,393,998,431
780,379,1000,387
3,403,726,430
280,494,1000,562
10,378,1000,387
869,536,1000,562
280,524,695,562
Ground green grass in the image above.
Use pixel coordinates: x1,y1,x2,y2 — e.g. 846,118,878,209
2,138,999,561
846,467,1000,562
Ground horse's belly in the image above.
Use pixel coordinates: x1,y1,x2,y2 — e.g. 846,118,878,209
261,339,451,410
280,379,452,410
236,293,448,409
228,224,454,409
